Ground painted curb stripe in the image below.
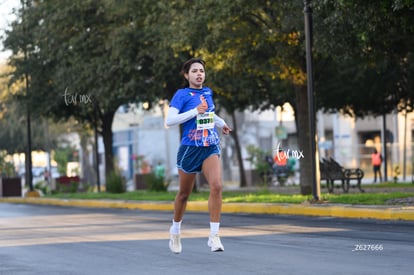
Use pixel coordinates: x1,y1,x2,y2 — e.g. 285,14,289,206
0,198,413,221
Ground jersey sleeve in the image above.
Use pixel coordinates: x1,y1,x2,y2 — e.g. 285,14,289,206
169,89,185,111
165,106,198,127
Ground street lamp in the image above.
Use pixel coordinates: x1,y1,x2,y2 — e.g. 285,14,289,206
304,0,320,200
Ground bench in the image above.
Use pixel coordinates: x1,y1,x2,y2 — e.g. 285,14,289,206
319,158,364,193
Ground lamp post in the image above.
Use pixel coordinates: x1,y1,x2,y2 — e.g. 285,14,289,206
94,103,101,192
304,0,320,200
20,0,34,193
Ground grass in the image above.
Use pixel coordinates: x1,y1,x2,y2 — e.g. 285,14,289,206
46,190,311,204
322,192,414,205
363,182,414,189
45,182,414,205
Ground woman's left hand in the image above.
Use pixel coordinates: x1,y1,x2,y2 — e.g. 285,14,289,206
222,125,232,135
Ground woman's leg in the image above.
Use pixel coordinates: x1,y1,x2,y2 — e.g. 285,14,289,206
202,154,222,222
202,154,225,251
173,170,196,222
169,170,196,253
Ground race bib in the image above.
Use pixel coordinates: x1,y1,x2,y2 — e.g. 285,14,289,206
196,112,215,130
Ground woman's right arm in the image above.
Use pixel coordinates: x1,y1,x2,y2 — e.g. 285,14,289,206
165,106,198,127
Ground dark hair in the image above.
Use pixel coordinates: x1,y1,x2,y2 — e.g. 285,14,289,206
181,58,206,87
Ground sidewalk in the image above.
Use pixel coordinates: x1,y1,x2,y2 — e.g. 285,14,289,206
1,196,414,222
1,179,414,222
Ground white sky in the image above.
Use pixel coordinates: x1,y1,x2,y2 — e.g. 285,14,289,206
0,0,19,63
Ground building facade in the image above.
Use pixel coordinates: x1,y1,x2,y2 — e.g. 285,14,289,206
111,103,414,184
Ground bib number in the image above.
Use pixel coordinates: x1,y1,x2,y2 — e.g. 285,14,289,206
196,112,215,130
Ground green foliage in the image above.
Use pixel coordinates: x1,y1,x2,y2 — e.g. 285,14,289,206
144,173,169,192
54,146,77,176
0,99,59,154
0,153,17,177
47,190,176,201
3,0,164,176
34,180,49,195
321,192,414,205
105,171,126,194
245,144,273,186
3,0,413,192
44,187,414,206
313,0,414,117
57,181,79,193
245,145,271,172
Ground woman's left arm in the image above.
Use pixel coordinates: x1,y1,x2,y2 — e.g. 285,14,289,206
214,114,226,128
214,114,232,135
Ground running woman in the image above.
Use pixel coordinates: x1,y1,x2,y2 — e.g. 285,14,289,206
165,58,231,253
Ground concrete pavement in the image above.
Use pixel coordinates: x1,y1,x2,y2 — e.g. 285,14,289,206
1,196,414,221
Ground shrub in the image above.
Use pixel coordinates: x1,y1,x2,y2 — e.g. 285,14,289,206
57,181,79,193
246,144,273,185
106,171,126,193
0,153,17,177
55,176,80,193
34,180,49,195
145,173,169,192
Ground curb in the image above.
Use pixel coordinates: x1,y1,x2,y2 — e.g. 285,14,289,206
1,197,414,221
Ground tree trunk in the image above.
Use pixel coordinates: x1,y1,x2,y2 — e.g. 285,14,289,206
230,111,247,187
295,85,312,195
80,131,96,187
101,111,116,177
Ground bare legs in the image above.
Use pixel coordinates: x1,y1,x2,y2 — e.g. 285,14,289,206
173,171,196,222
172,154,222,223
202,155,222,222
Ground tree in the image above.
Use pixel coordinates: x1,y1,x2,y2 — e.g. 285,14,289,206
3,0,162,178
195,1,313,193
142,0,314,192
4,0,413,194
313,0,414,116
150,0,414,193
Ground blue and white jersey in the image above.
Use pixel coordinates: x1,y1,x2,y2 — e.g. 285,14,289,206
169,87,220,147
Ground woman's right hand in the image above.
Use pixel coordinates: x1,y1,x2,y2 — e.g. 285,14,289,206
197,96,208,114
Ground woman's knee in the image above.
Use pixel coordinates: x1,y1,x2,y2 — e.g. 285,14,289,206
209,180,222,195
176,190,191,203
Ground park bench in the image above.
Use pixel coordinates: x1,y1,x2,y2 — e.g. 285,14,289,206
319,158,364,193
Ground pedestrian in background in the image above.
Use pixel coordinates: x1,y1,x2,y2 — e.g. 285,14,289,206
371,149,383,183
154,162,165,179
165,58,231,254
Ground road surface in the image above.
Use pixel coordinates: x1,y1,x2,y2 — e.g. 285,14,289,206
0,203,413,275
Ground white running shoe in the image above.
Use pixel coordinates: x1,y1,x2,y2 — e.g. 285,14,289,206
207,234,224,252
169,233,182,254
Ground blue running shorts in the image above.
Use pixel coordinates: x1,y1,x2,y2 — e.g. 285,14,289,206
177,145,221,173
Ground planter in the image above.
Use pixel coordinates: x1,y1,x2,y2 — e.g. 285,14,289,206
25,190,41,197
135,174,148,190
56,176,80,193
0,177,22,197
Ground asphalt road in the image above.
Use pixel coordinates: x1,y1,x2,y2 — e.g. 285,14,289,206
0,203,413,275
